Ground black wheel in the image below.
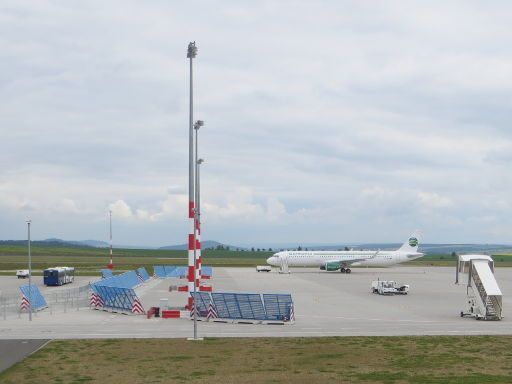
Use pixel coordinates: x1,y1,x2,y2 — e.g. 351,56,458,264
346,268,351,274
460,311,464,317
340,268,346,273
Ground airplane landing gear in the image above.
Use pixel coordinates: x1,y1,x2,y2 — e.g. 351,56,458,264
339,268,351,274
346,268,351,274
340,267,346,273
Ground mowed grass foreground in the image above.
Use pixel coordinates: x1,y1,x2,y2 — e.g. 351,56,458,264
1,336,512,384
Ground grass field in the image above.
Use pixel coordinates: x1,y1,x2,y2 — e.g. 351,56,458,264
1,336,512,383
0,245,272,275
1,244,512,276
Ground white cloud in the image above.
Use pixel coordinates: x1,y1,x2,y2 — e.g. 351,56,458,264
109,200,133,219
203,187,287,222
2,1,512,244
417,192,452,209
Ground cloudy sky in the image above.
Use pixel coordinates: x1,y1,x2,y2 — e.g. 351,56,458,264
1,1,512,247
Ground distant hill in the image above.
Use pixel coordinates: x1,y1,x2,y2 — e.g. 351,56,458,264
159,240,247,251
0,238,96,248
1,238,511,255
78,240,110,248
42,238,111,248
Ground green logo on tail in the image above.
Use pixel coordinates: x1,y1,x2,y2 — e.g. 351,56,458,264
409,237,418,247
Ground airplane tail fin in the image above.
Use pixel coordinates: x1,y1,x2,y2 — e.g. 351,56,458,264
398,233,419,253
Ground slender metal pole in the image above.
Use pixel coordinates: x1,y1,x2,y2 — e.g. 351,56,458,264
187,41,198,340
27,221,32,321
189,45,195,208
109,210,113,269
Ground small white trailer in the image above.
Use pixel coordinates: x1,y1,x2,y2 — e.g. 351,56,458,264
16,270,29,279
371,280,409,295
256,265,272,272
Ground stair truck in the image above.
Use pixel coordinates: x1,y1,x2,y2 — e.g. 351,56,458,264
455,254,503,320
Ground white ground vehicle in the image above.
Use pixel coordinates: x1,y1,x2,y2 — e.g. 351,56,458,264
16,270,29,279
256,265,272,272
371,280,409,295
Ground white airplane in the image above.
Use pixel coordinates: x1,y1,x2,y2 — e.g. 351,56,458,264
266,235,424,273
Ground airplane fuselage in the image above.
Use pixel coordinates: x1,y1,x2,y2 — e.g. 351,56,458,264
266,250,424,268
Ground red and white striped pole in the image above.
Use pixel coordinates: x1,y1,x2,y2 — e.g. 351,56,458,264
187,42,198,311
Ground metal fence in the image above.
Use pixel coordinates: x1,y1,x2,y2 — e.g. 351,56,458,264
0,283,91,320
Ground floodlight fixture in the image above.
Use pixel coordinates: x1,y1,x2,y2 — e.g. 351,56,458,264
187,41,197,58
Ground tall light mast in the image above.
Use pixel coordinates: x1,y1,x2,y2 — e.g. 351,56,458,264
187,41,198,311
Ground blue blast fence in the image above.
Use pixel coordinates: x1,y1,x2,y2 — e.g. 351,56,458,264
136,267,150,281
19,285,48,311
100,269,114,279
192,292,293,322
153,266,189,278
91,269,147,313
90,285,138,313
201,265,213,278
263,294,294,321
153,265,166,278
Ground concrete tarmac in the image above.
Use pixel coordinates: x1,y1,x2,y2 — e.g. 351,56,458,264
0,267,511,339
0,339,49,372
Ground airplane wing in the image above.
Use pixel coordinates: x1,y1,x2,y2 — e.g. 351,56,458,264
322,250,379,271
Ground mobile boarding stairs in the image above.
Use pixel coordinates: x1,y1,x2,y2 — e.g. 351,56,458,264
455,254,503,321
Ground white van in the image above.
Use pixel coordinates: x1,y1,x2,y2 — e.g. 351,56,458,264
16,270,30,279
